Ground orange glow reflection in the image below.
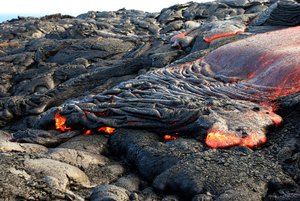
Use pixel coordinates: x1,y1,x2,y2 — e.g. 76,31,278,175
54,112,71,132
98,127,116,134
84,130,92,135
164,134,177,140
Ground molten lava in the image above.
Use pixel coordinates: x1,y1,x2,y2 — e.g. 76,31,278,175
54,111,116,135
269,113,283,126
205,129,267,149
164,134,177,140
203,31,244,43
98,127,116,134
271,67,300,98
164,132,180,141
205,129,241,148
84,130,92,135
170,32,187,43
55,111,71,132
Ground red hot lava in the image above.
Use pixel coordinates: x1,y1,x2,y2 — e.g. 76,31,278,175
205,129,267,149
54,111,116,135
203,26,300,148
98,127,115,134
55,112,71,132
203,30,244,43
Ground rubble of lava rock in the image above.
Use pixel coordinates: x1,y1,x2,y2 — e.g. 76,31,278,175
0,0,299,200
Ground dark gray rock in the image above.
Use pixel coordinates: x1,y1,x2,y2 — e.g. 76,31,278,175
245,4,268,13
141,187,160,200
109,129,179,180
129,192,139,200
279,91,300,108
192,193,213,201
13,129,80,147
114,174,140,192
158,5,186,24
182,3,212,20
266,0,300,26
191,36,210,52
108,129,295,200
160,21,184,34
48,148,108,168
150,50,182,67
24,158,91,192
49,38,135,64
58,134,108,154
90,184,129,201
251,0,300,26
162,195,180,201
218,0,268,7
0,141,48,154
267,193,300,201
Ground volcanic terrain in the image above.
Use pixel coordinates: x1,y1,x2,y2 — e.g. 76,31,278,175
0,0,299,200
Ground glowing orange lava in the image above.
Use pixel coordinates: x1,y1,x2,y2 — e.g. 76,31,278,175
272,67,300,98
84,130,92,135
239,132,267,148
203,31,244,43
164,134,177,140
54,111,116,135
205,129,241,148
54,111,71,132
98,127,116,134
269,113,283,126
170,32,187,43
205,129,267,149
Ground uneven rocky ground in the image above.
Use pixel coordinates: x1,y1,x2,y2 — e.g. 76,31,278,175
0,0,299,200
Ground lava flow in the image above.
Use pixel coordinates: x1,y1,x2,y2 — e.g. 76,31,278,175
54,112,71,132
203,30,244,43
98,127,116,134
51,27,299,150
54,111,116,135
164,132,180,141
170,32,187,43
164,135,177,140
205,129,267,149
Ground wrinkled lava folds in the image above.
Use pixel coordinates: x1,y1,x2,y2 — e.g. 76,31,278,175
52,26,300,149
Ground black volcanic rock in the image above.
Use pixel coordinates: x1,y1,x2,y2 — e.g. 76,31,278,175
109,128,295,200
218,0,269,7
252,0,300,26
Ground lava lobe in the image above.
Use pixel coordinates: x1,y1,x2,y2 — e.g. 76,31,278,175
49,26,299,149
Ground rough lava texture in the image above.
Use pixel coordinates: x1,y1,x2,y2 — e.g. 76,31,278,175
35,25,299,149
0,0,300,200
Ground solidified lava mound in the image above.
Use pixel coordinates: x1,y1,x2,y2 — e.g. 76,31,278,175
0,0,300,200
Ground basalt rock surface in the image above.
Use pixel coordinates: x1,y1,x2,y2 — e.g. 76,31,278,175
0,0,300,200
